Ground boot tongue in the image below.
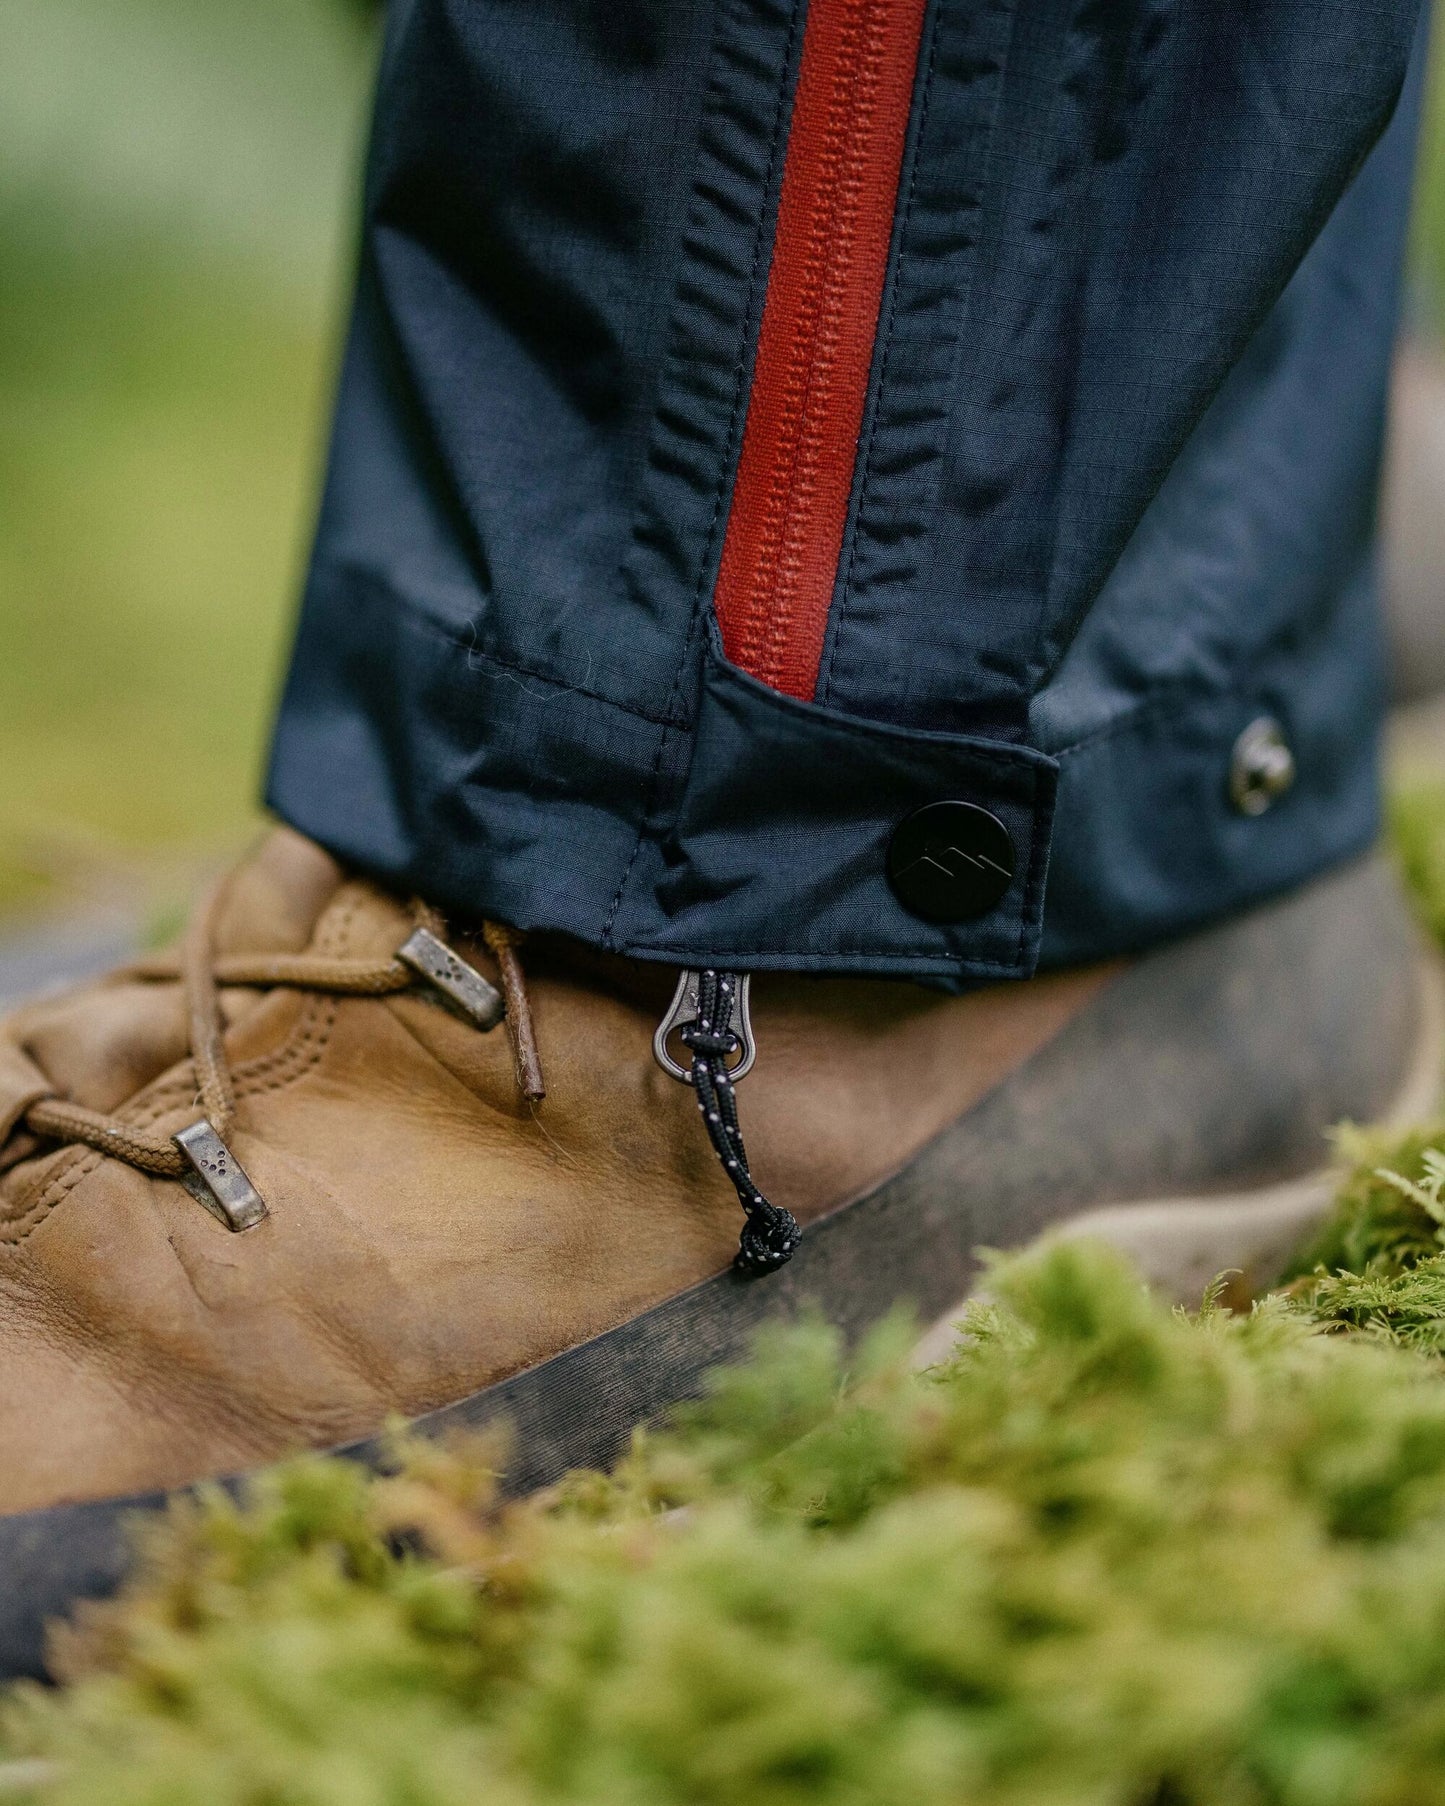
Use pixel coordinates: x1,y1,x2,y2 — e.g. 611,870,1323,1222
212,827,346,957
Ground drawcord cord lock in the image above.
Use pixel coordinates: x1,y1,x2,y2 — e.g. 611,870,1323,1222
654,969,799,1275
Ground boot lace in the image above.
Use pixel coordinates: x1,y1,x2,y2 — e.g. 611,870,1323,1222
17,878,542,1222
15,884,796,1272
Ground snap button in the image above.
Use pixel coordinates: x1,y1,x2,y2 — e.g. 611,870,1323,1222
1229,717,1295,817
887,801,1016,923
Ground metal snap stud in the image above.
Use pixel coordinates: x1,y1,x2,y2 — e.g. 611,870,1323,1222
1229,716,1295,817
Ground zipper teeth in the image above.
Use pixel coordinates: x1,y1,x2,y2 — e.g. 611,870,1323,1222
714,0,926,703
738,0,883,686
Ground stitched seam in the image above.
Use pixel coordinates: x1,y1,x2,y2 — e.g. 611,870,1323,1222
622,765,1048,967
1052,675,1224,763
424,600,684,728
711,696,1052,771
234,1004,338,1098
617,724,1048,963
223,894,362,1095
0,1150,102,1246
454,638,680,727
600,0,807,950
0,894,362,1246
1013,765,1054,967
822,0,1023,714
1,996,344,1250
311,563,689,729
219,894,360,1094
1048,549,1363,763
820,0,942,707
0,998,326,1247
321,495,1059,772
624,942,1034,970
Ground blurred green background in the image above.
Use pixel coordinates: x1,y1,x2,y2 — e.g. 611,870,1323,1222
1,2,1444,924
0,0,376,918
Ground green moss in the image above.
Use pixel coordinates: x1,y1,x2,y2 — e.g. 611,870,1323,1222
1280,1125,1445,1360
10,759,1445,1805
13,1244,1445,1804
1288,1125,1445,1284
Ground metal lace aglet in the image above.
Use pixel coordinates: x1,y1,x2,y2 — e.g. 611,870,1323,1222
173,1119,269,1233
653,968,757,1085
396,927,505,1031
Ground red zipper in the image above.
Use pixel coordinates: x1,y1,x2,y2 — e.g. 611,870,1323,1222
713,0,928,702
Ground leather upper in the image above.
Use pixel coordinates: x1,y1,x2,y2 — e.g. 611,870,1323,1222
0,829,1104,1514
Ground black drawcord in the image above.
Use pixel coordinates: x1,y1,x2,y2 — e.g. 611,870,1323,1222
679,970,800,1274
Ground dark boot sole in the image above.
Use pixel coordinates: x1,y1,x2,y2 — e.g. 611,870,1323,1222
0,853,1434,1680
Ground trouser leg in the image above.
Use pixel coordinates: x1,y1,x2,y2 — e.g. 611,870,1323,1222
270,0,1427,985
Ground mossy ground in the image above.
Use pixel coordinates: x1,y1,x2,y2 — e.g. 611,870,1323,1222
3,798,1445,1803
13,1243,1445,1805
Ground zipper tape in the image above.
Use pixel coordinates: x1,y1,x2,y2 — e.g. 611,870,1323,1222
713,0,929,702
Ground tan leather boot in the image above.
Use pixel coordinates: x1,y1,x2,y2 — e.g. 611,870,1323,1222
0,828,1435,1673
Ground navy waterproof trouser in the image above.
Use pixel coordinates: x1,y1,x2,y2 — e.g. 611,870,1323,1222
270,0,1428,990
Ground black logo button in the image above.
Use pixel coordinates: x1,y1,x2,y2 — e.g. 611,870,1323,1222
887,801,1016,923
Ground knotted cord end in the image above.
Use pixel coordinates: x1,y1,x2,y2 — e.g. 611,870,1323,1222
670,968,798,1275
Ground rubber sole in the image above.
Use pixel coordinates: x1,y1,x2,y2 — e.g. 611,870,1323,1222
912,945,1445,1364
0,853,1433,1680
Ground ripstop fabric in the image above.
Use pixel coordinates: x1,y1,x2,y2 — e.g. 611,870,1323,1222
269,0,1428,988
